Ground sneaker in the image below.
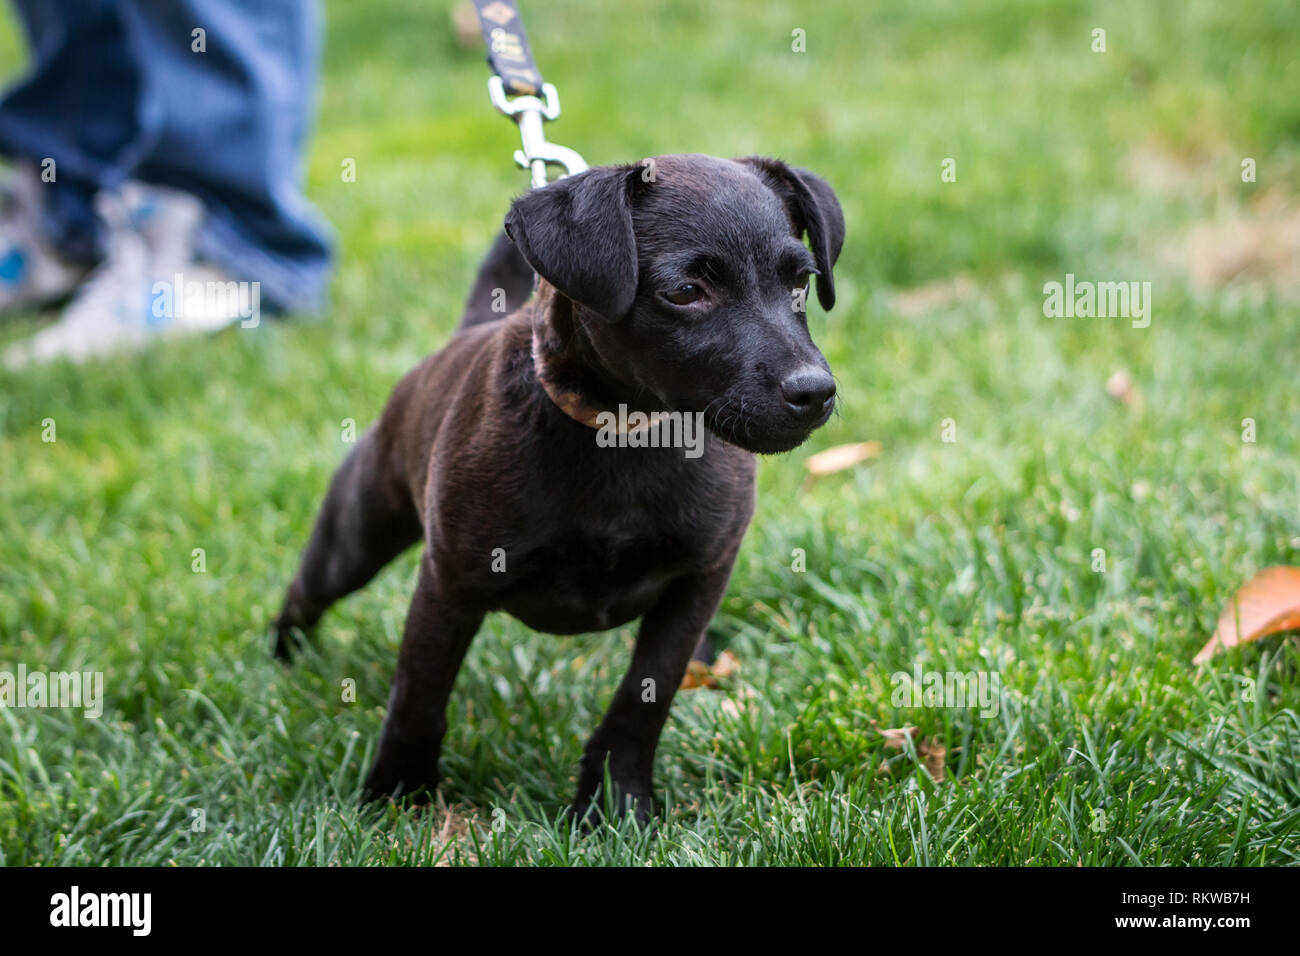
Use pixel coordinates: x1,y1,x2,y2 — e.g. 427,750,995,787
0,163,90,315
3,183,253,368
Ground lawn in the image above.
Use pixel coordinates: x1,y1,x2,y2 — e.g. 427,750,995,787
1,0,1297,865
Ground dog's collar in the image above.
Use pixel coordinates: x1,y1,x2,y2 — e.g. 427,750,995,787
529,290,667,435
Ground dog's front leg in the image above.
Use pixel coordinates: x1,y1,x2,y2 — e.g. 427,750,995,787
574,560,737,824
361,554,484,805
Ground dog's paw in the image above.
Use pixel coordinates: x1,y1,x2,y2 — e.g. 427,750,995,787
271,585,322,662
270,621,310,662
570,783,656,830
360,762,440,808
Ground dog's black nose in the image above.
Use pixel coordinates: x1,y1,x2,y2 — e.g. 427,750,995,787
780,368,836,416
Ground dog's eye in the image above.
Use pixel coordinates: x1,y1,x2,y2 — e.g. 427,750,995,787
663,284,703,306
795,269,817,290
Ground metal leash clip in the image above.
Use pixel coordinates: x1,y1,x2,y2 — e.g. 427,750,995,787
487,76,588,189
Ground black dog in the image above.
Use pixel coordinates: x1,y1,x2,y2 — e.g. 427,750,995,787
273,154,844,822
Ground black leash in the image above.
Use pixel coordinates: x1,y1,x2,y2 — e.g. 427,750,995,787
471,0,544,95
472,0,587,189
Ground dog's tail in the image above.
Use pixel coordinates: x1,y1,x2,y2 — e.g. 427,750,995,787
458,230,536,330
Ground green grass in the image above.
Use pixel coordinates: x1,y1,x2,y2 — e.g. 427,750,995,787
2,0,1298,865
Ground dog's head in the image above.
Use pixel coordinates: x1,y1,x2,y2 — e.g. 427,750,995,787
505,154,845,454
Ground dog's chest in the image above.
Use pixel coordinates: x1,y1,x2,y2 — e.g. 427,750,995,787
433,436,755,634
499,507,702,634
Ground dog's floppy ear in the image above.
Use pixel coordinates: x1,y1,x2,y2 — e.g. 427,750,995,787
737,157,845,311
504,165,640,319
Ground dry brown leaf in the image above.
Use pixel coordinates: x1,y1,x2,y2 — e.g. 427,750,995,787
1194,566,1300,664
877,724,918,749
679,650,742,690
805,441,882,476
921,737,947,782
679,659,715,690
875,725,946,781
711,650,741,679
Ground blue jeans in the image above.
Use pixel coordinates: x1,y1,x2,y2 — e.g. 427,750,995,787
0,0,333,312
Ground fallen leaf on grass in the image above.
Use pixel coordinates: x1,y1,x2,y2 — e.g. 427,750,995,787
711,650,741,679
804,441,882,476
679,660,714,690
877,724,919,749
874,723,946,781
922,737,947,782
679,650,741,690
1194,566,1300,664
